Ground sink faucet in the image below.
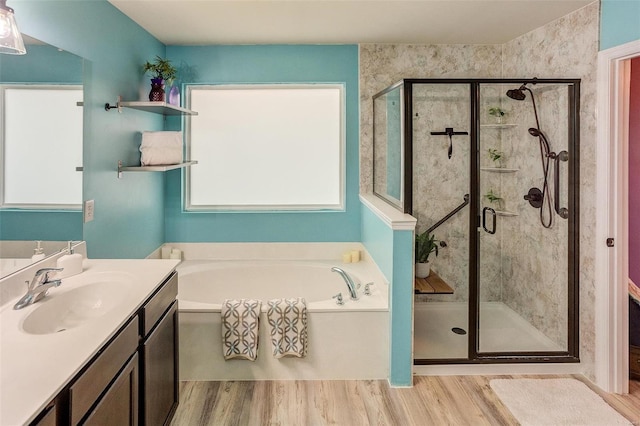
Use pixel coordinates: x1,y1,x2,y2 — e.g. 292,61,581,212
13,267,64,310
331,267,359,300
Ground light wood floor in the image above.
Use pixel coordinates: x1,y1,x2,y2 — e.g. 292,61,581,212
170,376,640,425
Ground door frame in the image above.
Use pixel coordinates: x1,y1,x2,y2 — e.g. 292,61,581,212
595,39,640,394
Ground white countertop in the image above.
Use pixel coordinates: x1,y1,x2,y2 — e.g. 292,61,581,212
0,259,180,426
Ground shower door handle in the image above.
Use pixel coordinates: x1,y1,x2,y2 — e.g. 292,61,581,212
554,150,569,219
482,207,496,235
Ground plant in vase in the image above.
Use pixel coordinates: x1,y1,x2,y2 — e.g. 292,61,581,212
487,148,505,168
488,106,506,123
143,55,177,102
484,188,504,210
415,231,439,278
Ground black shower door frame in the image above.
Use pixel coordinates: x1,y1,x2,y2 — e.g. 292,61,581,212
400,78,580,365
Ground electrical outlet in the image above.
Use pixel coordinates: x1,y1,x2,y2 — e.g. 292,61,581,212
84,199,95,223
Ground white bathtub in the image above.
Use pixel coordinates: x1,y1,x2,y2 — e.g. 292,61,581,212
176,259,389,380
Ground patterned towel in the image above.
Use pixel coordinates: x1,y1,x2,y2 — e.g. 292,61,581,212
221,299,262,361
266,298,308,358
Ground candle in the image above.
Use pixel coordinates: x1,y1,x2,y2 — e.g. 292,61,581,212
342,252,352,263
161,246,172,259
170,248,182,260
350,250,360,263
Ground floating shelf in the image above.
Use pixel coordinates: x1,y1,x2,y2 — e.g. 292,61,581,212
117,160,198,178
480,123,518,129
415,270,454,295
105,96,198,116
481,167,519,173
495,210,519,217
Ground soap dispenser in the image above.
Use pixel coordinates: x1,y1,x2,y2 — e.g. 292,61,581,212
31,241,45,262
56,241,83,279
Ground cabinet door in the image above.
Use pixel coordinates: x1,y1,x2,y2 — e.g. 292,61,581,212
84,353,139,426
31,402,56,426
142,302,178,426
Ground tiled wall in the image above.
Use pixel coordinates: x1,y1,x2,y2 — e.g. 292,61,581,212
360,2,599,376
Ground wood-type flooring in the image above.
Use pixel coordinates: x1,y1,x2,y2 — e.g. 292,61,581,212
170,376,640,425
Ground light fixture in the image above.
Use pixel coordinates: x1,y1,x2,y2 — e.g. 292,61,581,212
0,0,25,55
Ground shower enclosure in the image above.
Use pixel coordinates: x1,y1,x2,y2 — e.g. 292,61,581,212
373,79,580,363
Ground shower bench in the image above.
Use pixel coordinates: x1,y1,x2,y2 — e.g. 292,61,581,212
415,271,454,294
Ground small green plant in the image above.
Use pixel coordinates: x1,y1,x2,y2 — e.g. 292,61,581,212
488,148,504,166
415,231,439,263
143,55,177,83
484,189,503,206
488,106,506,118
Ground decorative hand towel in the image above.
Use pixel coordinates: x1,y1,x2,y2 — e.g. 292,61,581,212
266,298,308,358
221,299,262,361
139,131,183,166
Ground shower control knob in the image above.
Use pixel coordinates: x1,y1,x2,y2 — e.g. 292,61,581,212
524,187,543,209
332,293,345,305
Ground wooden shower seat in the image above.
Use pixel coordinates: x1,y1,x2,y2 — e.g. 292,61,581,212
414,271,454,294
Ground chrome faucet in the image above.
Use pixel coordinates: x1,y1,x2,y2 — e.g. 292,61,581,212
331,267,359,300
13,267,64,310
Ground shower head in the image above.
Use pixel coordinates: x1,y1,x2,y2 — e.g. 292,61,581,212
528,127,542,137
506,85,527,101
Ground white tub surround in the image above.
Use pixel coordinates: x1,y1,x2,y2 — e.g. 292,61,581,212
175,243,390,381
0,259,179,426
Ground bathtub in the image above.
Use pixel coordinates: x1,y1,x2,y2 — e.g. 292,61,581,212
177,259,389,380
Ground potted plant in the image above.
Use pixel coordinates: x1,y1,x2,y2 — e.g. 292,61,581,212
484,188,504,209
487,148,505,167
415,231,439,278
143,55,177,102
488,106,506,123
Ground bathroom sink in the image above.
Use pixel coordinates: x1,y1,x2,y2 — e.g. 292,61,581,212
21,273,133,335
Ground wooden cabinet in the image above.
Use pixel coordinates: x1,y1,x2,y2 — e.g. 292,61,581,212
630,345,640,380
140,272,179,426
28,271,179,426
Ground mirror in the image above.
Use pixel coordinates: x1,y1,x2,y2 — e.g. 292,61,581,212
0,34,84,279
373,84,404,211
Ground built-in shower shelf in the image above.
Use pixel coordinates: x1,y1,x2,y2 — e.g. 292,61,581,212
481,167,519,173
495,210,519,217
415,271,454,294
480,123,518,129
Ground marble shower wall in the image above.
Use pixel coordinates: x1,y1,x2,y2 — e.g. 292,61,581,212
502,2,599,376
360,2,599,376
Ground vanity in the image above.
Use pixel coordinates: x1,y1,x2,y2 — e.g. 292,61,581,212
0,259,180,425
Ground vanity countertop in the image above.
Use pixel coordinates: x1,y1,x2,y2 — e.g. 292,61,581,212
0,259,180,426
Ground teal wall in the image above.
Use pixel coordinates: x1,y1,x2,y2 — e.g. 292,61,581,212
14,0,167,258
600,0,640,50
361,203,414,386
0,43,83,241
163,45,360,242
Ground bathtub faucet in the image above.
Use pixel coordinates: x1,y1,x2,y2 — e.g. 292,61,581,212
331,267,359,301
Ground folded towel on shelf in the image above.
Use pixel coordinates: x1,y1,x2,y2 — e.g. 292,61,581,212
221,299,262,361
266,298,308,358
139,131,183,166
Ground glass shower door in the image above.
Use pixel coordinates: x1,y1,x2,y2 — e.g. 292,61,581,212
477,82,575,355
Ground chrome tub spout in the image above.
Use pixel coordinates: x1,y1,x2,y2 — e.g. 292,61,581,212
331,267,358,300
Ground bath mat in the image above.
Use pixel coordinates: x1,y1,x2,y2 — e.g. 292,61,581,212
221,299,262,361
266,298,308,358
490,378,631,426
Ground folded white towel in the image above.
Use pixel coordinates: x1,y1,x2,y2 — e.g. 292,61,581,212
221,299,262,361
139,131,183,166
266,298,308,358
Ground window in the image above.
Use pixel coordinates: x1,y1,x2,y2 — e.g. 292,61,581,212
1,85,83,209
186,84,345,211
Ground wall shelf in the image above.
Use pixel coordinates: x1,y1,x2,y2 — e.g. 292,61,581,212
495,210,519,217
415,270,454,294
104,96,198,116
481,167,519,173
117,160,197,178
480,123,517,129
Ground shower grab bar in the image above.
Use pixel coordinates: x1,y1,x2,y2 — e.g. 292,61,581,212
425,194,470,235
554,150,569,219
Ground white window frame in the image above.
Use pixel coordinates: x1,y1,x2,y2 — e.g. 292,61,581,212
0,84,83,210
185,84,345,212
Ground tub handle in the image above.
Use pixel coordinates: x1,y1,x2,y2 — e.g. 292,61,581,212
333,293,344,306
364,282,373,296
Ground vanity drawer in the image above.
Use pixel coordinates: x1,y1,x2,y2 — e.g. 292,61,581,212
69,316,139,424
141,271,177,337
